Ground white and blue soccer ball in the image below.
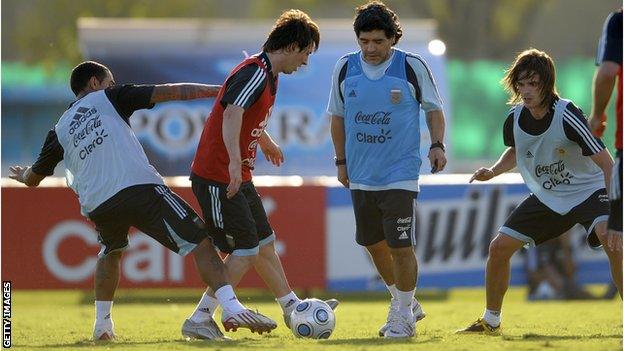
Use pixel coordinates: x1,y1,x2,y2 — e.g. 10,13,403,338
289,298,336,339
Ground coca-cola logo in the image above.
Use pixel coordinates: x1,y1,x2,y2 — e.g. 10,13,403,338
535,160,565,177
354,111,391,125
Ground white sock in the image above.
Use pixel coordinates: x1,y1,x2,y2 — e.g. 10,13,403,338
214,285,246,315
94,301,113,328
277,291,301,313
396,289,415,317
482,309,501,327
189,292,219,323
386,284,398,300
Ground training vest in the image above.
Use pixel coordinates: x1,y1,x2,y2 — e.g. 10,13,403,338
513,98,604,214
55,90,164,216
343,49,421,186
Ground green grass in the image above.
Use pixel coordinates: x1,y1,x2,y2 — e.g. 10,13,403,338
10,286,622,350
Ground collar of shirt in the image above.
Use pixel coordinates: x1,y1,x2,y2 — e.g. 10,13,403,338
358,48,395,80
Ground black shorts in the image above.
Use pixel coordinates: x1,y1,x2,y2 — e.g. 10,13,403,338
350,189,418,248
500,189,609,247
191,175,273,256
88,184,207,258
608,150,622,231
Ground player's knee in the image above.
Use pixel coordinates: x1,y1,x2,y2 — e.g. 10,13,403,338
488,237,515,261
98,250,122,263
389,246,415,262
594,222,609,243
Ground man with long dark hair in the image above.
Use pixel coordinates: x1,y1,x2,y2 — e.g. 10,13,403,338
460,48,620,335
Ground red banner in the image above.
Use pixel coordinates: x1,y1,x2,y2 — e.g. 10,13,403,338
1,186,326,290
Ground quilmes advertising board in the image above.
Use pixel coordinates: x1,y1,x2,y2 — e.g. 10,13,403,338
326,175,611,290
78,18,451,176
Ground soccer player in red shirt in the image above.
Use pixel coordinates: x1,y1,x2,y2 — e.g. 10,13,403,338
188,9,338,332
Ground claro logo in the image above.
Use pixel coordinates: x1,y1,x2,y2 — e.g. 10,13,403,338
42,221,185,283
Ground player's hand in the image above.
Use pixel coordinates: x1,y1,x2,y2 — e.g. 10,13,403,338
428,147,446,173
260,139,284,167
337,165,349,188
469,167,495,183
607,229,622,252
588,113,607,137
227,161,242,199
8,165,29,184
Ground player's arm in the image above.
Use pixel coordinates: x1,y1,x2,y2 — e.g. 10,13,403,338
9,129,64,187
150,83,221,103
589,62,619,136
425,110,447,172
589,11,622,136
470,147,517,183
222,104,244,198
330,114,349,187
590,149,614,194
8,166,46,187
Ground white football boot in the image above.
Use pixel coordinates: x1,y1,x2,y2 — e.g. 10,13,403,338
378,298,425,337
181,317,229,340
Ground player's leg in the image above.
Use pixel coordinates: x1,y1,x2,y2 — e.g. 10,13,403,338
365,240,395,287
89,205,132,341
379,189,420,338
459,194,559,334
576,187,622,299
594,221,622,298
136,184,276,336
606,152,623,297
485,233,525,311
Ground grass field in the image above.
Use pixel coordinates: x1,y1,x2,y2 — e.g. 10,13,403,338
10,286,622,350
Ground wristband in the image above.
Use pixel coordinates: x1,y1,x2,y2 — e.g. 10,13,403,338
430,141,445,152
334,157,346,166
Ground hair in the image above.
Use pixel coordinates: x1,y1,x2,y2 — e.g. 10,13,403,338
262,9,320,53
502,48,559,107
70,61,111,96
353,1,403,45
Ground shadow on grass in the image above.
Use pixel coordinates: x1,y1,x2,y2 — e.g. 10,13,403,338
501,333,623,341
20,335,444,349
78,289,449,305
319,335,444,345
18,336,277,349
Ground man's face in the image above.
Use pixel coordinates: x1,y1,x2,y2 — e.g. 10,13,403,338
515,72,543,109
357,30,394,65
283,43,315,74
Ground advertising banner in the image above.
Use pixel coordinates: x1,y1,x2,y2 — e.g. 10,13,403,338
326,182,612,290
2,185,326,290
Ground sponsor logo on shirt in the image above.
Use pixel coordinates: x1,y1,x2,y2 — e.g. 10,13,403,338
356,129,392,144
354,111,391,125
534,160,574,190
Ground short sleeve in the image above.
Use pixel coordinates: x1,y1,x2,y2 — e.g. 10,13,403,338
221,64,267,110
31,129,64,176
503,112,515,147
105,85,155,122
326,57,349,117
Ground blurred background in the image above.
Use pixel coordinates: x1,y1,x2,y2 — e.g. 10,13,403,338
2,0,621,298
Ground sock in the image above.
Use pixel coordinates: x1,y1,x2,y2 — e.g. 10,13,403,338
386,284,398,300
277,291,301,313
214,285,246,315
482,309,501,327
94,301,113,328
189,292,219,323
396,289,415,317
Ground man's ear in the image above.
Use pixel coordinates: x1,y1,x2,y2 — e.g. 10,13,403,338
88,76,100,90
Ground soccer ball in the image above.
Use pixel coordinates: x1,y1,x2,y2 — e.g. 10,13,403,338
289,298,336,339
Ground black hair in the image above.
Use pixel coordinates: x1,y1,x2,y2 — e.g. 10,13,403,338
353,1,403,45
70,61,110,96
